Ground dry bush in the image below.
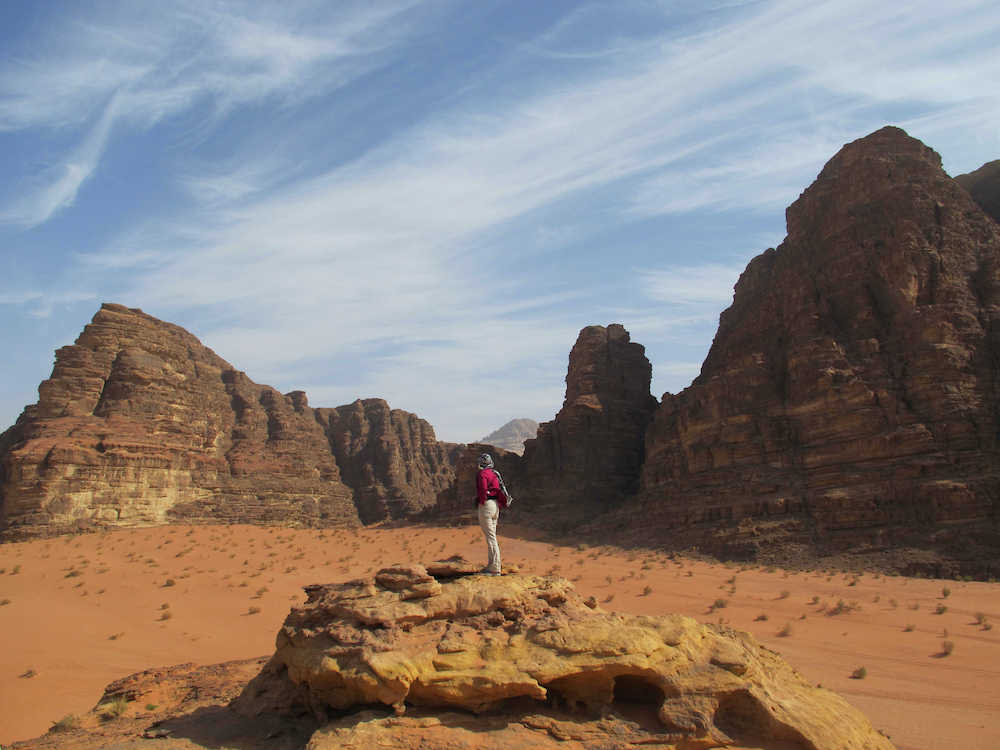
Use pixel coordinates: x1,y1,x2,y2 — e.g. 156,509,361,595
754,613,769,622
940,640,955,656
777,622,793,637
934,604,948,615
49,714,79,733
903,624,915,632
851,666,867,680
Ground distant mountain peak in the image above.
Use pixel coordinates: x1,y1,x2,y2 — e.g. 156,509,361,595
479,418,538,455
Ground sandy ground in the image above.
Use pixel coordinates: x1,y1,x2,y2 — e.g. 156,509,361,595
1,522,998,750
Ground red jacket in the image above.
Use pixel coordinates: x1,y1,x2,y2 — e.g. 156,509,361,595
476,468,506,506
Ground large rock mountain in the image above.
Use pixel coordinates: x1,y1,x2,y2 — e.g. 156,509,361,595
0,304,457,538
631,127,1000,567
955,159,1000,224
521,324,658,508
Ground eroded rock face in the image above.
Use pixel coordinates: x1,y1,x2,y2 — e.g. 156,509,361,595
236,564,895,750
0,305,467,538
522,324,657,506
956,159,1000,224
633,127,1000,562
316,399,461,523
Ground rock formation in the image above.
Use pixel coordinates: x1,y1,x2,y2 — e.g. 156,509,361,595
232,563,895,750
521,324,658,508
0,305,459,538
630,127,1000,568
316,399,460,523
956,159,1000,224
479,418,538,455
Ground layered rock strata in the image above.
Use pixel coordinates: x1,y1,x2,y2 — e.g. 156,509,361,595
521,324,658,507
0,305,461,538
235,563,895,750
0,304,359,537
633,127,1000,560
316,399,460,523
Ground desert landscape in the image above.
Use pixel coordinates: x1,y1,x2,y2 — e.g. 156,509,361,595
1,521,998,749
3,67,1000,750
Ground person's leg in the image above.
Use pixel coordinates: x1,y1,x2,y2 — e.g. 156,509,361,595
478,499,501,574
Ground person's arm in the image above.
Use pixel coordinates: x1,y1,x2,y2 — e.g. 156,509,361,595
476,470,488,505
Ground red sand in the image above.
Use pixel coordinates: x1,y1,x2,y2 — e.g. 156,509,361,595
1,523,998,749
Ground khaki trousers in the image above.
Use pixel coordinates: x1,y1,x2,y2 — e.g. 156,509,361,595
478,499,501,573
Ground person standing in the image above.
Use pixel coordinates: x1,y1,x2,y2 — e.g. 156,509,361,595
475,452,512,576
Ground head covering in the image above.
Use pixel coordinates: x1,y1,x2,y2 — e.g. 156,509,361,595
478,452,494,469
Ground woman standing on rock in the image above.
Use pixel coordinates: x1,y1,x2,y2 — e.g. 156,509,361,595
476,453,512,576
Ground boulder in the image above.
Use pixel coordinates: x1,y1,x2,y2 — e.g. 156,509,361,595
236,566,896,750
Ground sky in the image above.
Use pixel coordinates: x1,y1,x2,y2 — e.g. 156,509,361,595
1,0,998,443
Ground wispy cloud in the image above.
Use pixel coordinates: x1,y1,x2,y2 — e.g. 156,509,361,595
2,0,998,439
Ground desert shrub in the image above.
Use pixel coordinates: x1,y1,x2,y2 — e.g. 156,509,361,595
163,579,176,587
808,595,819,605
248,606,262,615
64,569,82,578
974,612,987,625
145,703,158,711
777,623,793,637
941,587,951,599
754,613,769,621
0,598,10,606
49,714,79,733
642,585,653,596
712,598,728,610
904,624,915,632
941,640,955,656
108,632,124,640
11,564,21,574
984,622,994,631
100,695,129,720
159,610,172,621
889,598,898,608
20,668,37,678
603,593,615,603
851,666,867,679
934,604,948,615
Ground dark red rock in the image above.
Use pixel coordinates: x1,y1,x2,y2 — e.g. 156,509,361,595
955,159,1000,225
316,399,461,523
521,324,657,506
629,127,1000,564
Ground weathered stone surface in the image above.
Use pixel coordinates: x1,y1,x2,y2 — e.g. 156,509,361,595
629,127,1000,565
522,324,657,507
956,159,1000,224
316,399,460,523
480,418,538,455
236,568,895,750
0,304,361,537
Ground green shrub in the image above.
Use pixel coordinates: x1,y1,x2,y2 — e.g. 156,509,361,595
49,714,79,733
851,666,867,680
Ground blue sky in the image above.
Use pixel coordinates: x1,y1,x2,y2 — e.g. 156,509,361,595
1,0,998,442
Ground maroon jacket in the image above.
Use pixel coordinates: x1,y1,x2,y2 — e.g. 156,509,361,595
476,468,507,507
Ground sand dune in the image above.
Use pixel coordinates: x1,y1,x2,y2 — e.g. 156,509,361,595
1,523,998,749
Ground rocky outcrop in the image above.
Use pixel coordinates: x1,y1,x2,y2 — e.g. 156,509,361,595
0,304,469,538
521,324,657,507
235,564,895,750
479,418,538,455
956,159,1000,224
316,399,461,523
0,304,360,538
630,127,1000,563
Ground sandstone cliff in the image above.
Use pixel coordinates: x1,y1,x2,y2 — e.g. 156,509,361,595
521,324,658,508
956,159,1000,224
0,305,461,538
631,127,1000,568
479,418,538,455
316,399,460,523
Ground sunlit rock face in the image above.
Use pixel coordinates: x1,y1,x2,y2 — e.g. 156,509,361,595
0,304,361,537
633,127,1000,562
236,562,896,750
